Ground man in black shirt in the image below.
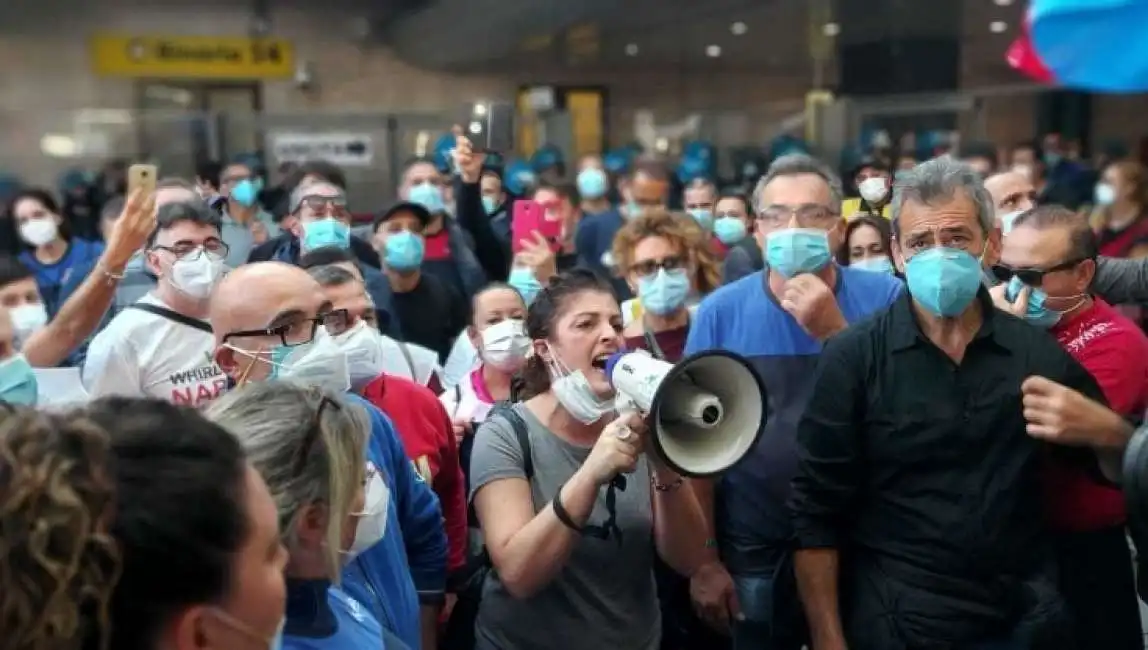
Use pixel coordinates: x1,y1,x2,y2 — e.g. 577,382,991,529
789,157,1120,650
372,201,467,361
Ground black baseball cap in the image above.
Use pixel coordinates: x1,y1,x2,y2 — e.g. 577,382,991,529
373,201,432,232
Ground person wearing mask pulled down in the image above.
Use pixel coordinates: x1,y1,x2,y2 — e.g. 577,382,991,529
0,307,38,405
206,382,411,650
469,269,708,650
209,261,447,650
788,157,1116,650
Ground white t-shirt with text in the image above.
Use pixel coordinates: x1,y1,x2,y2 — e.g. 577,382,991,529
81,294,227,407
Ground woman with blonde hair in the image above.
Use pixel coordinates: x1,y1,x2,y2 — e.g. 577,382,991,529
613,209,721,362
206,381,408,650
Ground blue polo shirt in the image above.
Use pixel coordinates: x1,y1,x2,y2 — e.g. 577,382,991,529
684,265,902,574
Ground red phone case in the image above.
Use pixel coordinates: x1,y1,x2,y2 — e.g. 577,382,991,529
512,200,563,253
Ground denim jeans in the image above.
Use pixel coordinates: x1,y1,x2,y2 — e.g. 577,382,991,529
730,574,804,650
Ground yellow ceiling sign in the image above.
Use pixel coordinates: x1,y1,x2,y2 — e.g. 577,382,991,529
90,34,295,79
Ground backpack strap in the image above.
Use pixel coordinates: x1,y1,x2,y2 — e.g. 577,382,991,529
128,303,212,334
490,404,533,479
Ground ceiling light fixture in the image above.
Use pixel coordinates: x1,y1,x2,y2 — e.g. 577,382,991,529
822,22,841,37
993,0,1013,6
705,44,722,58
989,20,1008,33
625,43,639,56
731,21,748,36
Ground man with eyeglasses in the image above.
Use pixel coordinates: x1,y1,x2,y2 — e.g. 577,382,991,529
993,204,1146,650
789,157,1114,650
83,200,230,407
683,154,902,650
209,260,448,650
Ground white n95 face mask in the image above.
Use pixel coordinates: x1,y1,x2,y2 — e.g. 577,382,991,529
347,461,390,560
332,320,386,390
9,303,48,345
170,254,225,299
270,328,352,394
480,318,530,372
858,177,889,204
546,344,613,424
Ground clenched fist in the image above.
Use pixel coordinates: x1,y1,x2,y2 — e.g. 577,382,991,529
780,274,847,340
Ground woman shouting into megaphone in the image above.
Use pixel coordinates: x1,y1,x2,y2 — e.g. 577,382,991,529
468,269,709,650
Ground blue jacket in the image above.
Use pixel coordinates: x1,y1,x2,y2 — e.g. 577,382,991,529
283,578,410,650
340,393,446,649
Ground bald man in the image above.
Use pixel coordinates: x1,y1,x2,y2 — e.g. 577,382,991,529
210,261,447,650
982,171,1148,309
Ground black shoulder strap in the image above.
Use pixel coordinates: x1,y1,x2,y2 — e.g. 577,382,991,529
492,404,533,479
127,303,213,334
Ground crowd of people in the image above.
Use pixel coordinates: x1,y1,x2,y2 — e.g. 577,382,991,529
4,123,1148,650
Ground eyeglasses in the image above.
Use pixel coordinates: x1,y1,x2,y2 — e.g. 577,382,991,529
630,255,684,277
294,194,348,214
292,392,342,477
153,239,229,261
990,259,1086,286
323,310,357,336
755,203,839,226
222,309,350,347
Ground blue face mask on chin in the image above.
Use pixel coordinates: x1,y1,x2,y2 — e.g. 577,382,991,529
688,209,714,231
508,267,542,306
637,268,691,316
301,219,351,251
230,178,263,208
904,247,983,317
713,216,747,245
409,182,445,214
383,231,425,271
0,354,38,406
577,168,609,200
764,228,832,277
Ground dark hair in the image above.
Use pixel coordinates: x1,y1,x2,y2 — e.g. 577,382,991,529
0,406,120,650
147,201,222,248
299,245,357,270
195,161,224,189
471,282,526,327
532,182,581,207
6,188,72,245
293,160,348,191
1012,205,1099,262
519,269,615,398
1012,140,1044,163
628,158,670,182
84,397,250,650
835,215,895,266
716,191,751,214
100,196,126,222
307,264,358,288
155,177,197,192
0,254,34,289
962,142,999,169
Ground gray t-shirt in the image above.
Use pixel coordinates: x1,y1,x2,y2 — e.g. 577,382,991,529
469,403,660,650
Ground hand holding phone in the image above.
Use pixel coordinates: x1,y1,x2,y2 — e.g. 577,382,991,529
511,200,563,254
127,164,158,197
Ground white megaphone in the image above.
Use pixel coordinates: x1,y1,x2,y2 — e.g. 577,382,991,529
605,349,766,477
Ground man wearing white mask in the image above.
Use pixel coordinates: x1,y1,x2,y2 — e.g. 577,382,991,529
83,200,230,406
842,158,892,220
210,260,448,650
984,169,1038,235
0,256,50,350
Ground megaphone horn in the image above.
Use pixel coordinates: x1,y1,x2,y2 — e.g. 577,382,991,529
605,349,766,478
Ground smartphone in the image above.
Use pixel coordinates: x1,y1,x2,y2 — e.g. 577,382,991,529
511,200,563,253
127,164,158,196
463,102,515,153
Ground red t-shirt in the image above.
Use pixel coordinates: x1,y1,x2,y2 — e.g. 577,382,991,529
1044,298,1148,531
359,374,467,573
623,325,690,363
423,229,452,261
709,237,730,261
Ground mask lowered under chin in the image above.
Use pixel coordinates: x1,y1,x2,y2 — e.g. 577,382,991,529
546,348,614,424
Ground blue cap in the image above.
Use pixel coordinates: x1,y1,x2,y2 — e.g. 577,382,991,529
58,169,91,193
530,144,563,173
683,140,715,162
504,160,537,196
769,135,808,161
603,149,632,174
677,155,712,184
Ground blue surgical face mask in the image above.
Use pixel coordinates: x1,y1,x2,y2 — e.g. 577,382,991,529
383,231,425,271
626,201,642,220
688,209,714,231
904,247,983,317
481,195,500,215
999,210,1024,235
637,268,691,316
409,182,445,214
302,219,351,251
764,228,833,277
1005,276,1061,328
1044,152,1062,168
577,168,609,200
230,178,263,208
851,257,894,274
0,354,38,406
1095,183,1116,207
508,267,542,306
713,216,748,245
